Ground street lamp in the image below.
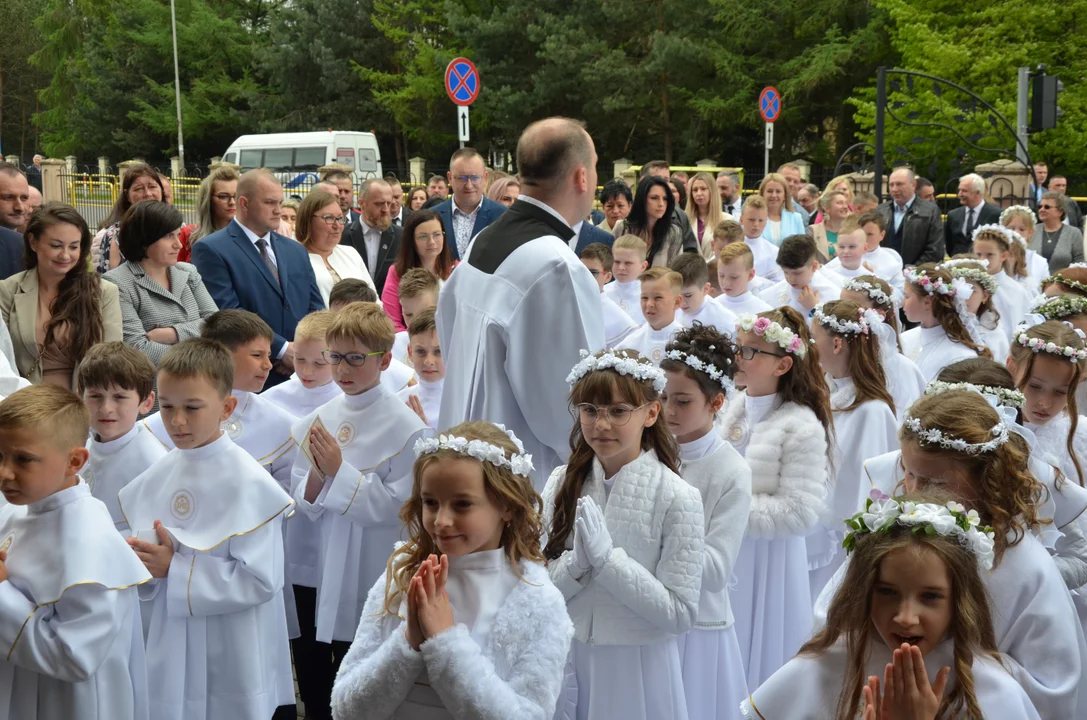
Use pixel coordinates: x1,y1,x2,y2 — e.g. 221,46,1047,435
170,0,185,168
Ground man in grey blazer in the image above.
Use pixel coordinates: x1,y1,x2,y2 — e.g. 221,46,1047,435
877,168,945,267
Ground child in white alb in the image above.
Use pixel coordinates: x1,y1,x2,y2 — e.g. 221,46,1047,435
737,197,782,282
715,242,773,318
857,210,905,297
394,267,441,366
263,310,343,419
581,243,639,347
618,267,684,365
820,218,869,284
398,307,444,429
660,328,752,720
758,234,841,316
671,253,738,334
900,264,988,382
973,224,1034,339
0,385,152,720
603,234,650,325
77,342,165,532
331,422,573,719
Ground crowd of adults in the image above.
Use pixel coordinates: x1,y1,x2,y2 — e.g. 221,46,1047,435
0,149,1084,392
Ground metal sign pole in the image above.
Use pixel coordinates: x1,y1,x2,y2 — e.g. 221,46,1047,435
764,122,772,176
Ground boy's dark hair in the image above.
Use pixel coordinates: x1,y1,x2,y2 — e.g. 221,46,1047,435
158,339,234,398
76,341,156,399
329,278,377,306
777,234,819,269
408,306,438,337
579,242,614,268
858,209,886,231
200,309,274,351
669,252,709,287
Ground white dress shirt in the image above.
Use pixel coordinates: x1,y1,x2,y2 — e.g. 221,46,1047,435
357,219,383,272
234,218,277,267
892,196,915,233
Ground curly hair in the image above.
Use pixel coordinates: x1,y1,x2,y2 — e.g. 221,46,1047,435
659,322,737,403
907,263,991,359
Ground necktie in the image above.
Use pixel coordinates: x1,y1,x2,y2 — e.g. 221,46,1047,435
257,238,280,285
966,208,976,239
726,204,734,216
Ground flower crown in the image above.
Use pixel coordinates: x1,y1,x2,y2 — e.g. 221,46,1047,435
414,425,535,478
1068,263,1087,270
924,380,1025,409
663,348,735,397
999,204,1037,230
842,278,899,308
566,349,667,393
971,223,1021,250
843,496,997,571
902,410,1010,455
1034,294,1087,321
738,314,807,358
813,305,884,337
1013,327,1087,362
937,259,998,295
904,267,955,297
1043,273,1087,295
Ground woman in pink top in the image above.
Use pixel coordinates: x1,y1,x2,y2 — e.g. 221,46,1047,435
381,209,456,329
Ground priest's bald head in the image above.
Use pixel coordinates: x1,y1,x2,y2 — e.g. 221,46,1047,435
516,118,598,226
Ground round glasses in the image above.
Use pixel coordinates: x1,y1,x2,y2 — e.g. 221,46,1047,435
322,350,385,367
319,214,348,227
575,402,649,427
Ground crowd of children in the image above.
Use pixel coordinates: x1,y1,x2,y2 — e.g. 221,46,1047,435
5,188,1087,720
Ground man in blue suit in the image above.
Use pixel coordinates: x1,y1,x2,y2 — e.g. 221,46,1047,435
191,169,325,387
433,148,506,259
573,219,615,255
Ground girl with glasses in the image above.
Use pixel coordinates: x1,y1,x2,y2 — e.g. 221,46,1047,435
542,349,705,720
722,306,833,689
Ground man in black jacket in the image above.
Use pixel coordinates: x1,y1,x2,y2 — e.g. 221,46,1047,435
876,168,945,267
945,173,1001,256
343,178,401,295
1049,175,1084,232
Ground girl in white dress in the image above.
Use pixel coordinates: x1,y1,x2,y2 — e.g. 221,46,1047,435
1000,205,1049,294
745,496,1040,719
839,275,926,420
1033,294,1087,412
901,264,990,382
938,257,1008,362
331,421,574,720
725,307,832,688
542,349,705,720
972,225,1035,339
808,300,899,601
660,326,752,720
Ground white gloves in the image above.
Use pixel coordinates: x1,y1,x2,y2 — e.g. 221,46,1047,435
572,513,592,571
575,497,613,569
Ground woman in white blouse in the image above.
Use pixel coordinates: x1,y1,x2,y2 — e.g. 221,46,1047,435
297,189,374,306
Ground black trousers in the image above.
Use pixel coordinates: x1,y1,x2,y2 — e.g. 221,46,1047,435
291,584,352,720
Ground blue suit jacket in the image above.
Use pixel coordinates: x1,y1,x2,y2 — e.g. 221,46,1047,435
574,222,616,255
434,197,507,260
0,228,23,281
760,209,808,245
191,220,324,380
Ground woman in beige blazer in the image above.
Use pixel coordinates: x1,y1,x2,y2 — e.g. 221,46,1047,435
0,203,121,389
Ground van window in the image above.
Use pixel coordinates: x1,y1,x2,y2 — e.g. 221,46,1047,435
263,149,293,170
223,152,237,164
358,148,379,175
240,150,262,169
295,147,325,170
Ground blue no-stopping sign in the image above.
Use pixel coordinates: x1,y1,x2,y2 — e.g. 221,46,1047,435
759,86,782,123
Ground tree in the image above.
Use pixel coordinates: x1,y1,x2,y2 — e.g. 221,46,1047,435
0,0,46,160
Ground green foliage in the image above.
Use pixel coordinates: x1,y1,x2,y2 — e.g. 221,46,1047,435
0,0,45,159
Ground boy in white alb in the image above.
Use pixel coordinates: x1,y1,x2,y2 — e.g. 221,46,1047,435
77,342,166,533
262,311,343,419
716,241,773,317
858,210,905,297
738,195,783,282
581,242,639,347
820,217,869,285
328,281,418,393
618,267,684,364
0,385,152,720
120,339,295,720
290,303,432,681
759,233,841,315
603,234,650,324
395,268,440,366
672,252,739,332
397,307,444,428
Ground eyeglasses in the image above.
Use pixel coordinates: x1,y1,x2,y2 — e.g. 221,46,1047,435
415,231,445,242
322,350,385,367
575,402,650,427
453,175,483,186
319,214,347,227
737,345,784,361
212,193,237,203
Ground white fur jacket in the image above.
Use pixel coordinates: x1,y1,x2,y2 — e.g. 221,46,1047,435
719,394,828,539
541,450,705,646
330,560,573,720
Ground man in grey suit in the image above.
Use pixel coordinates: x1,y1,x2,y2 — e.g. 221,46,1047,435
877,168,944,267
343,179,401,295
945,173,1001,256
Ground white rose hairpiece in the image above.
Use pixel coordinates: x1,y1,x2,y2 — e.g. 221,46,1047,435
842,278,900,308
663,348,735,397
843,496,997,571
566,349,667,393
924,380,1025,409
902,410,1010,455
1069,263,1087,270
737,314,807,358
414,424,535,478
1013,327,1087,362
813,305,884,336
971,223,1022,250
999,204,1037,229
937,259,998,295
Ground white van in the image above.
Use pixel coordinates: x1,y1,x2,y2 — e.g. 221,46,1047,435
222,131,382,194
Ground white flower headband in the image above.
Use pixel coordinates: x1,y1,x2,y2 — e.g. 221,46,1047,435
842,278,900,308
414,424,535,478
971,223,1022,250
663,348,735,397
937,259,998,295
924,380,1025,409
813,305,885,337
902,410,1010,455
844,496,997,571
1034,294,1087,321
566,349,667,393
737,314,807,358
1069,263,1087,270
1013,328,1087,362
904,267,955,297
999,204,1037,229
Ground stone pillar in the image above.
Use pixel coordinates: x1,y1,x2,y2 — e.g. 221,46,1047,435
409,157,426,186
793,159,813,182
40,158,67,203
98,156,110,176
613,158,632,179
4,156,18,169
64,156,78,174
209,156,222,168
170,156,183,179
974,159,1030,209
117,160,143,183
696,158,717,169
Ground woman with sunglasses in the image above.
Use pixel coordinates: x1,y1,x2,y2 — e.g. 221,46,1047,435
381,210,456,331
297,189,374,307
1031,191,1085,272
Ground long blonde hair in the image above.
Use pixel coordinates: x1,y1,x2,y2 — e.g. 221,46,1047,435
192,165,240,242
759,173,795,213
685,172,723,241
382,422,545,615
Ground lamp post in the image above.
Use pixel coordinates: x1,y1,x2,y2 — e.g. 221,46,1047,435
170,0,185,168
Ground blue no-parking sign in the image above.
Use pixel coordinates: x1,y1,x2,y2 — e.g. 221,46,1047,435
445,58,481,107
759,86,782,123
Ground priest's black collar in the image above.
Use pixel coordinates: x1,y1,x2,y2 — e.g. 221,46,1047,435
468,198,576,274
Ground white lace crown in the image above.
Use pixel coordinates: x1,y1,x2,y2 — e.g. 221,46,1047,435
737,314,807,358
902,410,1009,455
842,278,900,307
414,424,535,478
844,496,997,571
971,223,1022,250
566,349,667,393
663,347,735,396
937,259,998,295
924,380,1025,409
813,305,884,336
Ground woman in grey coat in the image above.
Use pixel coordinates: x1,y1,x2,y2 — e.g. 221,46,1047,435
1031,191,1085,273
104,200,218,366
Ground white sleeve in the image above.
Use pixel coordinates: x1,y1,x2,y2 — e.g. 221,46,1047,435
269,445,298,495
166,518,285,618
593,483,705,634
319,430,430,527
331,573,423,720
700,463,752,593
540,466,590,600
1054,515,1087,590
0,581,134,683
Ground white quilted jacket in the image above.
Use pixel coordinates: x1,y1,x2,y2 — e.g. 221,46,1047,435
542,450,705,646
719,394,828,539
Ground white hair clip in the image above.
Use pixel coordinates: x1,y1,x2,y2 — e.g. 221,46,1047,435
566,349,667,393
